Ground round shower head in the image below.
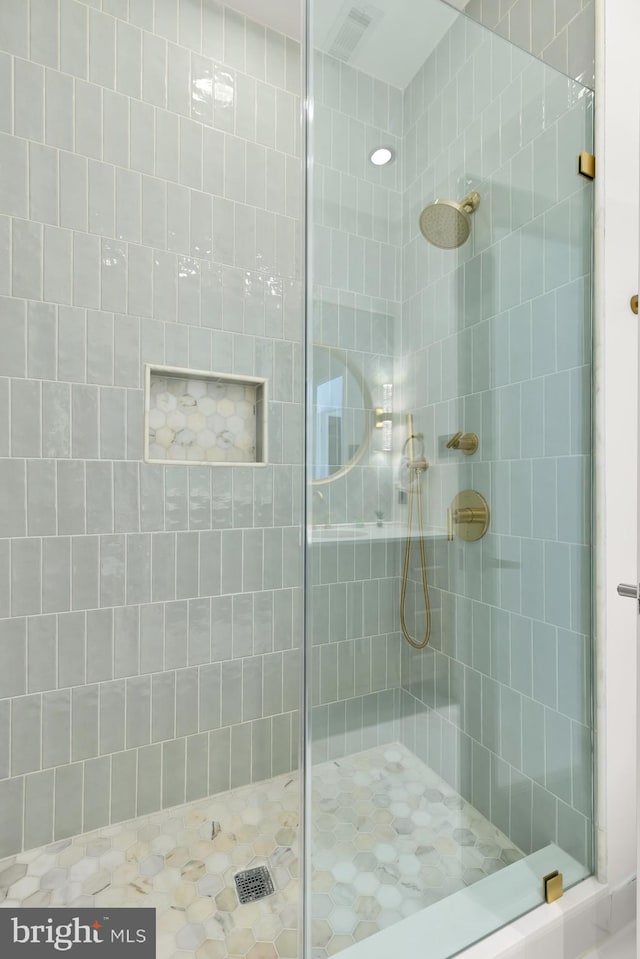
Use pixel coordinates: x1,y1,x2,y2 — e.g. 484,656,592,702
419,191,480,250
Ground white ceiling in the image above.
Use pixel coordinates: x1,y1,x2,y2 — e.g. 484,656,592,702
226,0,461,89
313,0,459,89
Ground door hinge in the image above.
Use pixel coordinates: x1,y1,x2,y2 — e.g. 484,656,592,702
578,152,596,179
543,869,564,903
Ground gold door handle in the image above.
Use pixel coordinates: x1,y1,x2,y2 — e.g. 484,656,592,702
631,295,638,315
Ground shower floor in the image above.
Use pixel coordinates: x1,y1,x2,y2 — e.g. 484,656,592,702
0,743,521,959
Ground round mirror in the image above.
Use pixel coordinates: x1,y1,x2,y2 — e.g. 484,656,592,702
310,345,372,484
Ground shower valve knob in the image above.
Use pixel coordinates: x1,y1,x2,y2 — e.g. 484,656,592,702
447,491,490,543
446,432,479,455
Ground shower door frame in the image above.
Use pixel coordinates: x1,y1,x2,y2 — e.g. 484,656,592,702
300,0,312,956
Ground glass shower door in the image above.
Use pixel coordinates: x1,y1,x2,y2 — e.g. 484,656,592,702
304,0,594,956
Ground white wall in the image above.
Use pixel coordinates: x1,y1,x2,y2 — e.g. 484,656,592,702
597,0,640,890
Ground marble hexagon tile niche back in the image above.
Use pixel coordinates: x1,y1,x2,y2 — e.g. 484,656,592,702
145,367,267,465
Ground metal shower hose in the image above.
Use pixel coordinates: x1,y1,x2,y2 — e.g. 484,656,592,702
399,439,431,650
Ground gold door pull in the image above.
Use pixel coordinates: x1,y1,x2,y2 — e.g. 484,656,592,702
631,294,638,315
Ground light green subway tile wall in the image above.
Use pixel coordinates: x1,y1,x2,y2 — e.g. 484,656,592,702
308,50,407,753
458,0,595,91
0,1,304,857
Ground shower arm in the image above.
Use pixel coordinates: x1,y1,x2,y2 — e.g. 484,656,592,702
461,191,480,213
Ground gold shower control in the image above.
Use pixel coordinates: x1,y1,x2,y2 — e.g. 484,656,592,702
447,490,490,542
446,431,479,455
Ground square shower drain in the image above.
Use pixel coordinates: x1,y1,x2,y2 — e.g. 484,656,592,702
234,865,275,903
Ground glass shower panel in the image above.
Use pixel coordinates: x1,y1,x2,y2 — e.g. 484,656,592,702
305,1,594,956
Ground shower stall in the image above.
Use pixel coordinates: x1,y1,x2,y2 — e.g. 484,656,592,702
0,0,594,957
305,0,593,955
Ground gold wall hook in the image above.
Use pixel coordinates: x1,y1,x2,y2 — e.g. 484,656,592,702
446,432,479,455
447,490,490,542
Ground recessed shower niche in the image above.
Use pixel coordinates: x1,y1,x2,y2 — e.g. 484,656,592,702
144,365,268,465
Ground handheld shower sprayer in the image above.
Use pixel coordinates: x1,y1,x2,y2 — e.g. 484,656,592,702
400,414,432,650
403,414,429,471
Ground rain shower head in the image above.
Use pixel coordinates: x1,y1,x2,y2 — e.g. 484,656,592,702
419,191,480,249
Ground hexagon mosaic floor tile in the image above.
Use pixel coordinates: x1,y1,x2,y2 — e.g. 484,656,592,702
309,744,523,958
0,744,522,959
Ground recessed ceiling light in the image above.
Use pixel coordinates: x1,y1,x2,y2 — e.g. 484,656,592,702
369,147,394,166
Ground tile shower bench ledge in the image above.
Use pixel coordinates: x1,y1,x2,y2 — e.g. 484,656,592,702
308,522,447,544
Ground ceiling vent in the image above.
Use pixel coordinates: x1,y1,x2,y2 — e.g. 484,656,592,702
326,4,383,63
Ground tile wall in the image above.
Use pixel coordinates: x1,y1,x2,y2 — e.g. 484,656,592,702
309,52,406,755
145,369,265,464
396,16,593,868
0,0,303,856
460,0,595,89
309,537,404,762
0,0,597,861
309,50,402,528
308,2,596,814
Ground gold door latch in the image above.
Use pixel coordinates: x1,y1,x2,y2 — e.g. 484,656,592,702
543,870,563,903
